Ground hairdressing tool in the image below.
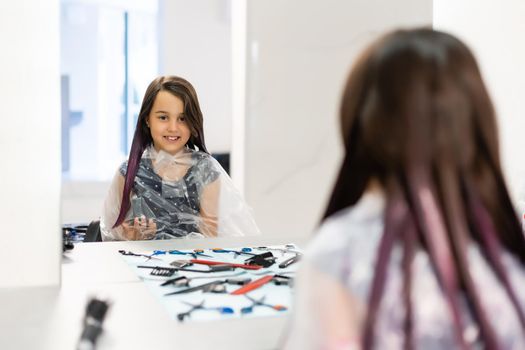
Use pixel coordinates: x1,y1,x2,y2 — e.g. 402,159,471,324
255,245,302,268
165,277,251,296
63,230,75,252
63,224,88,249
244,252,277,267
170,260,193,268
168,280,226,295
278,254,301,268
150,266,176,277
177,300,205,321
177,300,234,322
77,297,110,350
211,247,256,258
272,274,294,286
161,276,249,288
256,244,301,256
241,295,287,314
138,264,234,275
160,271,247,287
143,250,168,262
230,275,274,295
224,277,252,285
118,250,163,261
189,259,262,270
168,249,212,258
161,276,190,287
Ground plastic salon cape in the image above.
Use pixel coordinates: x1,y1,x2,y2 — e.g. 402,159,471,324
100,146,260,240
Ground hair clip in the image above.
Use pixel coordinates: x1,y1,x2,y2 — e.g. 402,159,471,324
244,252,276,268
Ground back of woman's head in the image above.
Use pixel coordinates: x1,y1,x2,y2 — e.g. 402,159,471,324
325,28,525,349
334,29,498,205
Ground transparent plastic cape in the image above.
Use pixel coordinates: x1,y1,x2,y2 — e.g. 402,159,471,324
100,146,260,240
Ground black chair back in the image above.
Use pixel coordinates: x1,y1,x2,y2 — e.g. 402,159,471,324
84,220,102,242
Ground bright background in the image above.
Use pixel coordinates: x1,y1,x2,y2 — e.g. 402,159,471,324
2,0,525,288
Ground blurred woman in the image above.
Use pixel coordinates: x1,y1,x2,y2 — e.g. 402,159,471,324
286,28,525,349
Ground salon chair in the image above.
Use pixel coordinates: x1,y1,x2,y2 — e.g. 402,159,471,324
211,152,230,174
84,220,102,242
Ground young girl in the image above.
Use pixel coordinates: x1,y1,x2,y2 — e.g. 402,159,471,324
100,76,259,240
286,29,525,349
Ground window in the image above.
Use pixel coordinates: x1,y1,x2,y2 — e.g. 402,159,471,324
60,0,159,180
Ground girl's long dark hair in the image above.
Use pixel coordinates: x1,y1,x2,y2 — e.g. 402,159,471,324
113,76,208,228
325,28,525,349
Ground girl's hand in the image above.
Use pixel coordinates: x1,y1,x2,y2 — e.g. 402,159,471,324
121,216,157,240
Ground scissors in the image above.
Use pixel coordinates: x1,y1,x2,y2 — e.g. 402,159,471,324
256,244,301,256
177,300,234,322
211,247,255,258
118,250,162,261
241,295,287,314
167,249,213,259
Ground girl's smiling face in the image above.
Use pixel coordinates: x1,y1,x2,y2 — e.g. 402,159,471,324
147,90,191,155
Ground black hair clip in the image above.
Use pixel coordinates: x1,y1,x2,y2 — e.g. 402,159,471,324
273,274,294,286
244,252,276,268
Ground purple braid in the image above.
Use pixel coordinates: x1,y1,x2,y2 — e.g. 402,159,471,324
466,183,525,330
363,188,408,349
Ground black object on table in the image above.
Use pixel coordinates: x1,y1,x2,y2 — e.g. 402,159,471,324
77,297,110,350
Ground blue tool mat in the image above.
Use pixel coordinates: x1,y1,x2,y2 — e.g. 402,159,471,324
119,245,301,322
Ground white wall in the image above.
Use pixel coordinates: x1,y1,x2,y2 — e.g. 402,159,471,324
434,0,525,214
61,181,110,223
242,0,433,238
159,0,232,154
0,0,61,287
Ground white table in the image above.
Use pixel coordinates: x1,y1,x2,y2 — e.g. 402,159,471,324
0,235,306,350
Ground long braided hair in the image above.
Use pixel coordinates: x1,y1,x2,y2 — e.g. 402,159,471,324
324,28,525,349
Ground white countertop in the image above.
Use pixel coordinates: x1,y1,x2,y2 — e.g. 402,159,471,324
0,235,307,350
